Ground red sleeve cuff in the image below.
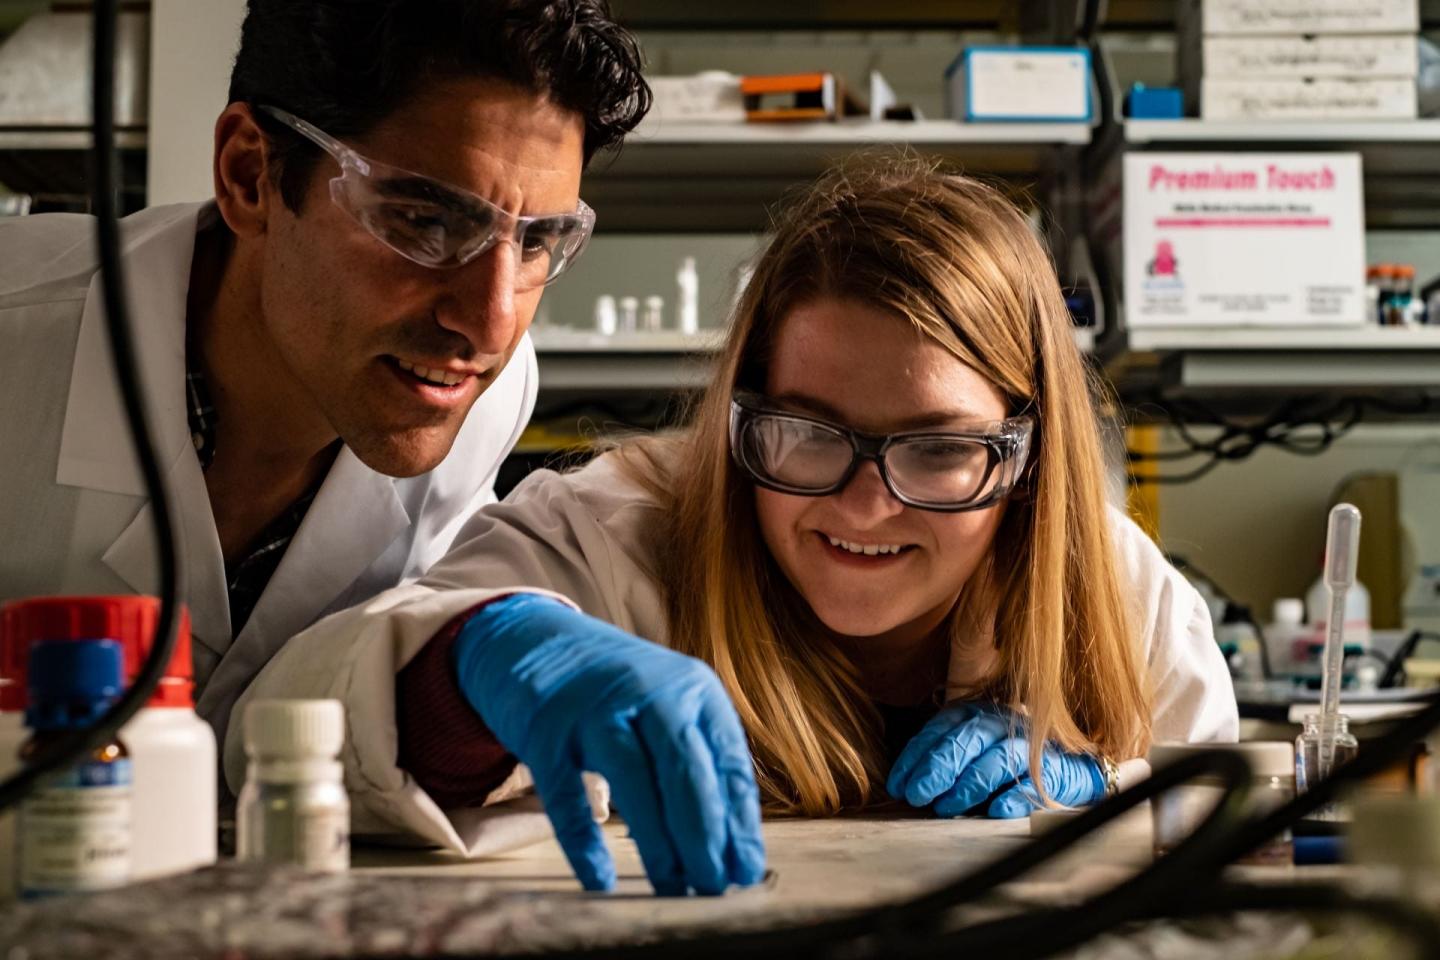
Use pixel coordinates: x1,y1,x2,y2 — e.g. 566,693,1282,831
396,605,518,809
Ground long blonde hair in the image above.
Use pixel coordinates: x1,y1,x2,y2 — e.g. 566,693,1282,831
623,154,1151,815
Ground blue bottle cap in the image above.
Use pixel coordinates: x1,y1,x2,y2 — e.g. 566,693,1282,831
24,638,125,731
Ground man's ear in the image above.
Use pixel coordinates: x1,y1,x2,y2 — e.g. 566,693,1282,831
212,102,277,239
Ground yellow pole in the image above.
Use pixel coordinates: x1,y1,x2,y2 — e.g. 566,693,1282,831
1126,424,1161,541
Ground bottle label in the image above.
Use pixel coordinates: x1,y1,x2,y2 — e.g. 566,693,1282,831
241,792,350,872
298,808,350,872
19,758,133,895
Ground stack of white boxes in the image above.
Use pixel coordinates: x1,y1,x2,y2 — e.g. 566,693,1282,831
1178,0,1420,121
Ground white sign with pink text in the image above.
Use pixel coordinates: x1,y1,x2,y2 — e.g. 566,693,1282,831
1123,153,1365,328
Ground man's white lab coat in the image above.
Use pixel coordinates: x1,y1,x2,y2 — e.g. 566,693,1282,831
225,448,1239,859
0,202,538,754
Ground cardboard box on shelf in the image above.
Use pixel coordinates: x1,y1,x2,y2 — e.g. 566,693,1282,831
1123,152,1366,328
945,46,1092,122
1186,0,1418,36
1201,77,1417,120
1201,35,1418,80
644,72,746,126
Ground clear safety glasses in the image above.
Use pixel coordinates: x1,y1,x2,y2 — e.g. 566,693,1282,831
729,392,1034,513
260,106,595,289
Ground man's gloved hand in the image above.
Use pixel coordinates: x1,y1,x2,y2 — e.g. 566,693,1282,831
886,701,1105,819
454,593,766,895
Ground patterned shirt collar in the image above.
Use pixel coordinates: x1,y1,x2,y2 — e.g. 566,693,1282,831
185,352,217,471
184,345,333,637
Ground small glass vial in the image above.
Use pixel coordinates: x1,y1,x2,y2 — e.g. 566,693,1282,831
1296,713,1359,821
18,639,132,897
1149,741,1296,866
237,699,349,872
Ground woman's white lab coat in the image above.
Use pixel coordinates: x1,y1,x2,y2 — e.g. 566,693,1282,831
224,447,1239,858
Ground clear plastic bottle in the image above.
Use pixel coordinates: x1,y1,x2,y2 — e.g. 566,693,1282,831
1265,597,1307,679
18,639,132,897
237,699,349,872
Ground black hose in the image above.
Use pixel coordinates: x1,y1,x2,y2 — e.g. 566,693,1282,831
0,0,183,812
436,751,1255,960
1380,630,1440,689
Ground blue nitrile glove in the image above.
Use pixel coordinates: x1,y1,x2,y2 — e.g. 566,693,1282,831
453,593,766,896
886,701,1106,819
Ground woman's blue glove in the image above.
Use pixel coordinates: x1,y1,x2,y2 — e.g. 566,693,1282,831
886,702,1106,819
454,593,766,896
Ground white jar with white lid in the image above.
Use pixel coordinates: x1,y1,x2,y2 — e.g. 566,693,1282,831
237,699,350,872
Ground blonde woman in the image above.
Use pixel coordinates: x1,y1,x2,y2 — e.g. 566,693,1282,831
226,156,1236,897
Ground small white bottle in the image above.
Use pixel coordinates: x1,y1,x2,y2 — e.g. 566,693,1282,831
594,294,617,336
677,256,699,335
1265,598,1307,678
237,699,350,872
643,295,664,333
618,296,639,335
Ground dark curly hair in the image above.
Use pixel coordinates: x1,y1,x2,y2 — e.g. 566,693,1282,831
228,0,651,210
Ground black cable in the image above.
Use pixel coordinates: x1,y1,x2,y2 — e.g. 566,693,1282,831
915,689,1440,960
0,0,182,812
551,690,1440,960
1123,392,1412,486
1380,630,1440,689
438,751,1253,960
917,756,1254,958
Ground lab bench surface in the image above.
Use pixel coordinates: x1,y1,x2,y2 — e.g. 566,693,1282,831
0,813,1332,959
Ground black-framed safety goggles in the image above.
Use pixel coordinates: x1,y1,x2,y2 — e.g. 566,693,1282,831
728,391,1034,513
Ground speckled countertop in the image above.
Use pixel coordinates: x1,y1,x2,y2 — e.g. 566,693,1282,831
0,815,1323,959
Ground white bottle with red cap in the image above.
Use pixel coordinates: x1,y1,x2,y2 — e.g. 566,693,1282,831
0,596,217,897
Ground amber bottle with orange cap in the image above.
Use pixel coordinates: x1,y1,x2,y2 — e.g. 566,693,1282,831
0,595,217,895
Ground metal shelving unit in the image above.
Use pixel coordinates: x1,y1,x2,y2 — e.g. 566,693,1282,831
1103,325,1440,400
532,326,1100,393
584,119,1092,232
1080,31,1440,416
1124,119,1440,145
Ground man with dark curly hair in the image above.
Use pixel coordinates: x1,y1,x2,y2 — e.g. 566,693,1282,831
5,0,768,898
5,0,646,809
